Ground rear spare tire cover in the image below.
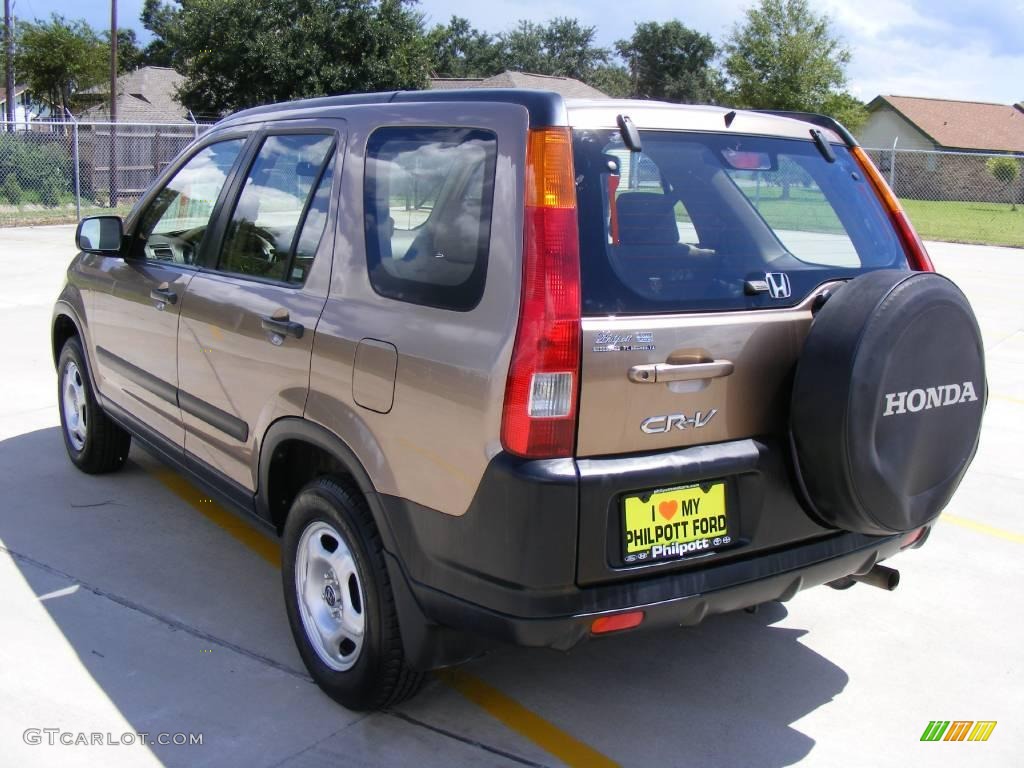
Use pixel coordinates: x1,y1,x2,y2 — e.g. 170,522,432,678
791,270,985,535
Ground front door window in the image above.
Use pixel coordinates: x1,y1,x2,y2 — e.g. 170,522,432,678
133,139,245,264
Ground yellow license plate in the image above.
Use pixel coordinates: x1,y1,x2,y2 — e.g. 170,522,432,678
623,482,729,562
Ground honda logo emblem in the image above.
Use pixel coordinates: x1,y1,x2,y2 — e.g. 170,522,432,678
765,272,791,299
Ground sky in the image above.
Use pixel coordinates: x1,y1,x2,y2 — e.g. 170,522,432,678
10,0,1024,104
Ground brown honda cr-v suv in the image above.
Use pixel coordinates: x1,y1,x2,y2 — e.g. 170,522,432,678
52,90,986,710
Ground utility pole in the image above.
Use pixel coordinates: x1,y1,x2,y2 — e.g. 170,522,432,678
108,0,118,207
4,0,15,130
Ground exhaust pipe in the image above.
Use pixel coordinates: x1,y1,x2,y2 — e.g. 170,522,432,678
852,564,900,591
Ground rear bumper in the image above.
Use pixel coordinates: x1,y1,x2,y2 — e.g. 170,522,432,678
379,443,912,668
396,527,904,657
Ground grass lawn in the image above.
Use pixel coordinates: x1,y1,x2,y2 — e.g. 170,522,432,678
689,184,1024,249
0,203,134,228
900,199,1023,248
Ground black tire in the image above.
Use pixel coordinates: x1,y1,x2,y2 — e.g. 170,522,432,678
57,336,131,474
282,476,424,711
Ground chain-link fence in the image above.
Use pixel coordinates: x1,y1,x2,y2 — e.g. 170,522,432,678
0,119,213,227
863,147,1024,248
2,122,1021,248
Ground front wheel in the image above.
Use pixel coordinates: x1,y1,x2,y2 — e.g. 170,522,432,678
282,477,424,710
57,337,131,474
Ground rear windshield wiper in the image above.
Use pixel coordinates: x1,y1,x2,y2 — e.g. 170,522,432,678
810,128,836,163
617,115,643,153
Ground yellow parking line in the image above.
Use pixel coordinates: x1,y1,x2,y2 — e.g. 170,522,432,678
153,469,280,567
151,467,619,767
436,669,619,768
942,513,1024,544
991,393,1024,406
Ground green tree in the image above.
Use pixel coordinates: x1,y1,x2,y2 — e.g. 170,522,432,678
723,0,850,112
498,18,611,81
14,15,107,115
155,0,431,116
587,65,632,98
427,16,502,78
616,21,721,103
822,91,869,133
140,0,182,68
108,28,145,74
986,156,1020,210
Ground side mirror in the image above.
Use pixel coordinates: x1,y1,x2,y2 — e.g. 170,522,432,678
76,216,124,255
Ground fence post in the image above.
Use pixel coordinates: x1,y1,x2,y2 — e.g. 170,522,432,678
153,126,161,181
188,110,198,140
889,137,899,196
65,108,81,222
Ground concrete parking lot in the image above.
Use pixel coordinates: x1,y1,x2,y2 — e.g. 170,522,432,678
1,225,1021,767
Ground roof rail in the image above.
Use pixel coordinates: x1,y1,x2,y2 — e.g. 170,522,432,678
219,89,569,129
750,110,858,147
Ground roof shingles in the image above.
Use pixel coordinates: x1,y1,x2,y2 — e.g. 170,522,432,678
79,67,189,123
429,71,608,100
872,95,1024,153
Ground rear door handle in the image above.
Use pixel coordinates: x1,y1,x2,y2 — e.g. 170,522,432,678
628,359,734,383
150,285,177,306
261,314,304,340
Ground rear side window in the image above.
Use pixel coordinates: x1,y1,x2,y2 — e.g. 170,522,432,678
574,130,908,315
218,133,334,283
364,127,497,311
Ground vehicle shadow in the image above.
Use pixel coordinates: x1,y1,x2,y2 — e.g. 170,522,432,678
404,601,842,767
2,426,847,768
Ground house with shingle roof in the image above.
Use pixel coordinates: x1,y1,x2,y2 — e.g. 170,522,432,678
858,95,1024,154
429,71,608,99
78,66,190,123
857,95,1024,204
0,84,54,124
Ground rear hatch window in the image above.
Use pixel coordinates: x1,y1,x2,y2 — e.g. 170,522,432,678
572,129,909,315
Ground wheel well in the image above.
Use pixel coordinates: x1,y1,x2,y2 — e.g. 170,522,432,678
266,439,358,532
52,314,79,368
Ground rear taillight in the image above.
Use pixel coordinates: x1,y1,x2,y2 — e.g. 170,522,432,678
852,146,935,272
501,128,581,459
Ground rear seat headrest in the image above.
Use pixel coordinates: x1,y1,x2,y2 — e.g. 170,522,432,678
616,192,681,245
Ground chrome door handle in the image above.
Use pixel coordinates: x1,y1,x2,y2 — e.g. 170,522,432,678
628,359,734,383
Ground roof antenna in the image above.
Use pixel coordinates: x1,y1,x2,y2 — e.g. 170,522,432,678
724,110,737,128
616,114,642,153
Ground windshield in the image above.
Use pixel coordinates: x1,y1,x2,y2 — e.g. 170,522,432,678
573,129,909,315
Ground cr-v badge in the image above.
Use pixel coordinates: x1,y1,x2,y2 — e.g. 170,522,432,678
766,272,791,299
641,410,718,434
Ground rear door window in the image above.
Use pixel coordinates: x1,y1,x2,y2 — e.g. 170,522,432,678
364,127,497,311
575,130,908,315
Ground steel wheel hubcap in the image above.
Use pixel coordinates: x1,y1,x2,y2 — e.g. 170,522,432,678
295,520,366,671
62,361,88,452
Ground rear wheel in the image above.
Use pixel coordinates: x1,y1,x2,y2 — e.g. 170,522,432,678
282,477,424,710
57,337,131,474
